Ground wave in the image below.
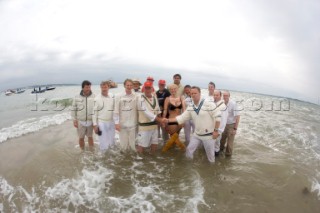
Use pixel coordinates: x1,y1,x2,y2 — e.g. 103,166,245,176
0,112,71,143
0,153,210,212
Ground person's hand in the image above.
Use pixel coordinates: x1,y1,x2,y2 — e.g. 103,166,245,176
212,131,219,139
232,129,237,135
73,120,78,128
94,125,99,134
115,124,121,131
162,118,168,126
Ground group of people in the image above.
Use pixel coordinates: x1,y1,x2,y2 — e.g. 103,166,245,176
71,74,240,163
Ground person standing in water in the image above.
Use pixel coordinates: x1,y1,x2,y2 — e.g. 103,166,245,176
220,91,240,156
92,81,116,152
136,81,163,154
71,80,96,151
213,90,228,156
163,86,221,163
162,84,186,152
114,79,139,152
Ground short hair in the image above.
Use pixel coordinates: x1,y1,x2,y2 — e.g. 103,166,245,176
123,79,133,86
184,85,191,89
214,89,222,96
100,80,110,87
191,86,201,93
223,90,230,96
208,81,216,88
173,74,182,79
81,80,91,88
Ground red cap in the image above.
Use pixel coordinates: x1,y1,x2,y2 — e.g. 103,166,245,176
147,76,154,81
158,79,166,85
144,81,153,88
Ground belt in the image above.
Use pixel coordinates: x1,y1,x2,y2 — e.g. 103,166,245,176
196,132,213,136
139,121,157,126
168,121,179,125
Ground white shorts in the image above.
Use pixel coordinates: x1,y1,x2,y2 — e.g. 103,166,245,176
137,129,158,148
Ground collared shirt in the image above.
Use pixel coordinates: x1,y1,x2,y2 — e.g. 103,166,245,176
184,95,193,107
226,99,240,124
215,100,228,134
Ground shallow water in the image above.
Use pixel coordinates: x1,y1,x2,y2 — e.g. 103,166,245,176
0,86,320,212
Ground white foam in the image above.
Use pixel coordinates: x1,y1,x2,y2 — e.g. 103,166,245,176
45,162,114,210
0,176,14,197
311,179,320,199
183,171,209,213
0,112,71,143
1,177,44,212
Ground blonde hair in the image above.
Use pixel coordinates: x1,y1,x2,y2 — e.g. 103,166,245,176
168,84,178,90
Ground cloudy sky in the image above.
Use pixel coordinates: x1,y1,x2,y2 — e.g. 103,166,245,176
0,0,319,103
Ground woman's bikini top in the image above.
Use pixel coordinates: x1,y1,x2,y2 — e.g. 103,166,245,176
168,97,182,111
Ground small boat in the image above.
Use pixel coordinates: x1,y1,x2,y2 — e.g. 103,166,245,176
15,88,26,94
46,86,56,91
5,90,14,96
31,87,46,94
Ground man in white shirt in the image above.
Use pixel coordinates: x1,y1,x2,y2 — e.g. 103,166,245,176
220,91,241,156
164,86,221,163
213,90,228,156
71,80,95,151
137,81,163,154
114,79,138,152
183,85,194,145
92,81,116,151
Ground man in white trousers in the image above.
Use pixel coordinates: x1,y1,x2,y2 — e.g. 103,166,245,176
92,81,116,152
114,79,139,152
164,86,221,163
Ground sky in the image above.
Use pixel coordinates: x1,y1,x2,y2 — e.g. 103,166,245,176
0,0,319,103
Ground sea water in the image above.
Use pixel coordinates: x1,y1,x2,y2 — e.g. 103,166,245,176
0,85,319,212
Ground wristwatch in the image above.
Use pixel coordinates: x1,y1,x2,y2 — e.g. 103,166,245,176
214,128,219,132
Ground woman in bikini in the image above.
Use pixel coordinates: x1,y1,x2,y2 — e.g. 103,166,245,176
162,84,186,152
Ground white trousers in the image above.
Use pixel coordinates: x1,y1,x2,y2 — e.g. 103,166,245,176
98,121,115,151
215,135,222,152
119,126,137,152
186,136,216,163
184,120,195,144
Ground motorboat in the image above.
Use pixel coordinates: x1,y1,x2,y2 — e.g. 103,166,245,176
31,87,46,94
15,88,26,94
46,86,56,91
5,90,14,96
